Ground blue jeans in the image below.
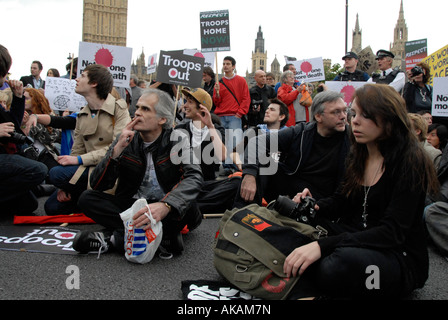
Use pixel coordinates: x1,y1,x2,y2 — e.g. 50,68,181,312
45,165,89,215
0,154,47,215
219,115,243,169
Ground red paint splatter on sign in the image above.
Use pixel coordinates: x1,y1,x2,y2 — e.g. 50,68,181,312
301,61,313,75
341,85,356,105
95,48,114,68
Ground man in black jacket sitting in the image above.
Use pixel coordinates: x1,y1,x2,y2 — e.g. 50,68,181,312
236,91,351,207
74,88,204,256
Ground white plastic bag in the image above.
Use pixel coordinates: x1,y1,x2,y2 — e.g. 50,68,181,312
119,198,163,264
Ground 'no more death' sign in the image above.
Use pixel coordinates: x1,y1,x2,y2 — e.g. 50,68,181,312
156,50,205,88
77,41,133,88
200,10,231,52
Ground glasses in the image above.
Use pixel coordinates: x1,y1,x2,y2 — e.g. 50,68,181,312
321,108,350,117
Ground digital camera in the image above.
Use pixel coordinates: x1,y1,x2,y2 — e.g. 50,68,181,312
273,195,316,224
411,66,424,77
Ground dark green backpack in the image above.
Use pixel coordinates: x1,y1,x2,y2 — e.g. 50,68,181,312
213,203,327,300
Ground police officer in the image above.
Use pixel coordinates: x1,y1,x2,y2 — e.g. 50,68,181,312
333,52,370,82
368,49,405,93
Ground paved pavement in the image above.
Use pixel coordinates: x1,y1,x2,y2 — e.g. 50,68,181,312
0,196,447,301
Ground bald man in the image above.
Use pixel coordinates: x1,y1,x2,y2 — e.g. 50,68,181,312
247,70,277,128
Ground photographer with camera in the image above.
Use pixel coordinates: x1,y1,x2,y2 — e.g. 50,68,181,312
0,44,47,216
403,62,433,113
283,84,438,299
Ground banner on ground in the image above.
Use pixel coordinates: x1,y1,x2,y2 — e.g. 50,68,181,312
0,226,79,255
156,50,205,87
147,53,158,75
405,39,428,71
200,10,231,52
432,77,448,117
422,44,448,86
325,81,367,106
77,41,133,88
290,57,325,83
45,77,87,112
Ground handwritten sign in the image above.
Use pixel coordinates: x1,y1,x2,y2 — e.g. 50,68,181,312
358,46,378,76
45,77,86,112
422,44,448,86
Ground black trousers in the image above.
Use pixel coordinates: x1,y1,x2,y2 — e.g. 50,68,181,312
78,190,200,237
234,169,305,208
289,219,409,299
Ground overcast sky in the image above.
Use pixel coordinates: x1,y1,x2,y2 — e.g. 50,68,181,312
3,0,447,81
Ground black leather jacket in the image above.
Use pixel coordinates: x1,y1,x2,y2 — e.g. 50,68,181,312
89,128,204,220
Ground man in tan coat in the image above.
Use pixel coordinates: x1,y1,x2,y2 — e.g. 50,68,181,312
45,64,131,215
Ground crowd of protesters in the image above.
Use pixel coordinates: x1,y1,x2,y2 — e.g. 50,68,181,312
1,43,447,299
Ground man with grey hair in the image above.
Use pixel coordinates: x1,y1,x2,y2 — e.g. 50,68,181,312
74,88,204,257
235,90,351,207
368,49,405,93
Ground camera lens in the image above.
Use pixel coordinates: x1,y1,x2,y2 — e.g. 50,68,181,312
273,195,298,218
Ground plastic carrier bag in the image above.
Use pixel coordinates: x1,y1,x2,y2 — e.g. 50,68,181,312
119,198,163,264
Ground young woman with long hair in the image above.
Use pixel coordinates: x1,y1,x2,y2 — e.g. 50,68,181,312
285,84,439,299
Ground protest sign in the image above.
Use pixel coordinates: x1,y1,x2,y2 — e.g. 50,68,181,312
290,57,325,82
200,10,231,52
184,50,215,69
147,53,158,74
405,39,428,71
156,50,205,87
422,44,448,86
432,77,448,117
45,77,86,112
284,56,297,63
77,41,132,88
0,226,79,255
358,46,378,76
325,81,366,105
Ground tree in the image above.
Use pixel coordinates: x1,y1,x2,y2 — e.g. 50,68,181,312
325,63,343,81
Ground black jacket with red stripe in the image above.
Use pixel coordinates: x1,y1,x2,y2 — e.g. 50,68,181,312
89,128,204,220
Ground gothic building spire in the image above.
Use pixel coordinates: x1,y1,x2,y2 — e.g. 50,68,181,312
252,26,267,73
351,14,362,54
390,0,408,65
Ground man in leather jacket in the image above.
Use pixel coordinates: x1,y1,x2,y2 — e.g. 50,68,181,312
74,88,203,256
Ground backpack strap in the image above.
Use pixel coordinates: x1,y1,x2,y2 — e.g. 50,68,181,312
219,79,240,106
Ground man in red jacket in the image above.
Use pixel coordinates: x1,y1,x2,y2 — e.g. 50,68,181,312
213,56,250,173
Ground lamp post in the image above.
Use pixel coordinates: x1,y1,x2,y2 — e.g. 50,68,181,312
345,0,349,53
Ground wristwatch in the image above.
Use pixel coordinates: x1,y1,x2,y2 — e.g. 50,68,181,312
163,202,172,212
